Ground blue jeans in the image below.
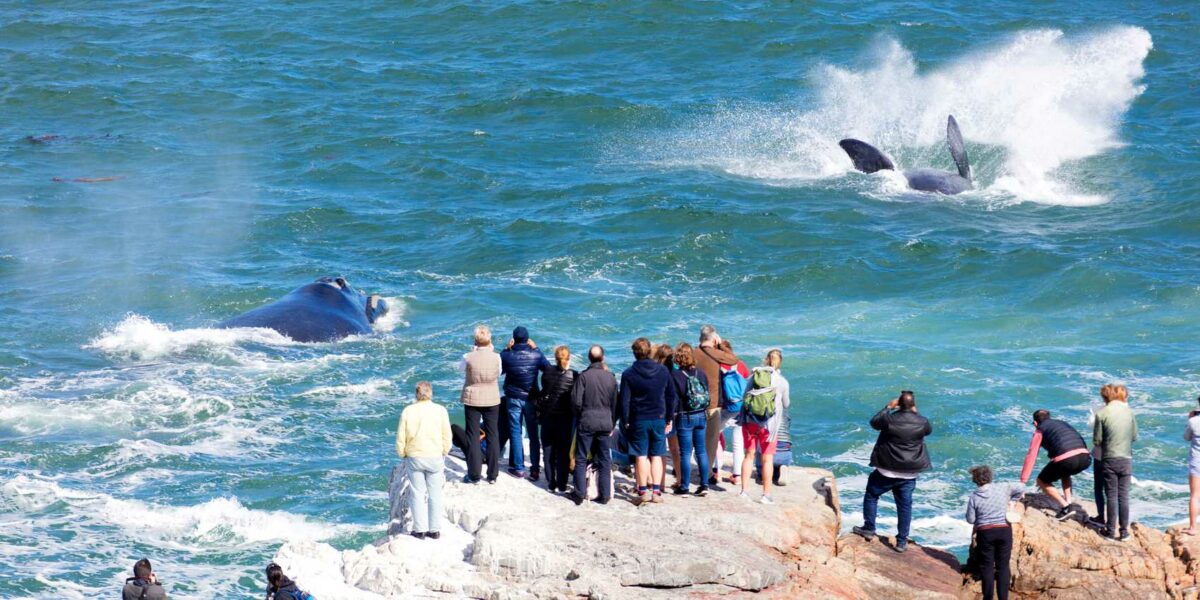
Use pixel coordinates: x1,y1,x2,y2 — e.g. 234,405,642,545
506,397,540,473
407,456,445,534
862,470,917,542
675,411,709,489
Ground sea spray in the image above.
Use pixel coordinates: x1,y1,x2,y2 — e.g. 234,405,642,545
646,26,1152,206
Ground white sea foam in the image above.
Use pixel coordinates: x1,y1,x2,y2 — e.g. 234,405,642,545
1,476,361,547
371,296,409,332
645,26,1152,206
300,378,394,398
86,314,295,361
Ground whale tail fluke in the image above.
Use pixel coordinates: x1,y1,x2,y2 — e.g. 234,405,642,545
946,115,971,181
838,139,895,174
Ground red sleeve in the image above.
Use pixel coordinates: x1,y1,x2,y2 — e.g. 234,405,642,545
1020,430,1042,483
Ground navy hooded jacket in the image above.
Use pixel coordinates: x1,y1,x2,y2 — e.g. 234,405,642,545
500,343,551,401
619,359,677,426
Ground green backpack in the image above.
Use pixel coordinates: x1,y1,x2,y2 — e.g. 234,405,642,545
743,367,777,424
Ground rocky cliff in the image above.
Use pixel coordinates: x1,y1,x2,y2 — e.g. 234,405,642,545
273,454,1200,599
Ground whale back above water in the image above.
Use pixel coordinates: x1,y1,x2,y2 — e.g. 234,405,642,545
219,277,387,342
838,115,974,196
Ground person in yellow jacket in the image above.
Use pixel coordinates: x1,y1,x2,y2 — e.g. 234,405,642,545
396,381,452,539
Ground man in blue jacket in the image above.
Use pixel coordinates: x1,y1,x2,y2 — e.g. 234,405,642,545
619,337,677,505
500,326,551,480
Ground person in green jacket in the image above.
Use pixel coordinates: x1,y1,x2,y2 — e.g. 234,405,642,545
1093,384,1137,541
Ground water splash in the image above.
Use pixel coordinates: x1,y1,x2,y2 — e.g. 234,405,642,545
650,26,1152,206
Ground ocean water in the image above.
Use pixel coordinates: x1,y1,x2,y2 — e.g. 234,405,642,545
0,1,1196,596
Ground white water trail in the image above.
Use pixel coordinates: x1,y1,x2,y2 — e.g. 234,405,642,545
653,26,1152,206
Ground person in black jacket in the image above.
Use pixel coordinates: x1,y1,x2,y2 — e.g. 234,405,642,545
569,345,619,505
852,390,932,553
1018,409,1090,520
538,345,578,494
265,562,311,600
499,326,551,480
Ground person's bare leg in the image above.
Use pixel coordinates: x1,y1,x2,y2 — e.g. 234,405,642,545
762,454,774,497
1187,474,1200,533
740,450,755,494
651,456,664,488
1038,478,1068,508
1061,475,1073,505
635,457,650,489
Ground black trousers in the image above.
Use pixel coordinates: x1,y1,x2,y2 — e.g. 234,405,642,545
1101,457,1133,535
573,430,612,501
975,526,1013,600
541,412,574,491
465,404,500,482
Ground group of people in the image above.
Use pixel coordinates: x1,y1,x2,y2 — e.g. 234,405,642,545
126,322,1181,600
391,323,795,541
119,559,311,600
846,383,1141,600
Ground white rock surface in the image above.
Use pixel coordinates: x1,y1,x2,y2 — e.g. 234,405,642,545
275,451,848,599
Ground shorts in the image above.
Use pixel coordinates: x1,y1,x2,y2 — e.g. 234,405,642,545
742,423,777,455
1037,453,1091,484
628,419,667,458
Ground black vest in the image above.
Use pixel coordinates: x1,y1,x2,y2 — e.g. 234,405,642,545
1038,418,1087,457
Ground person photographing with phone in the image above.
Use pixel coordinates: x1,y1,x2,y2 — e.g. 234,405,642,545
852,390,933,553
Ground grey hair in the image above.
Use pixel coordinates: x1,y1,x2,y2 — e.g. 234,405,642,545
415,381,433,402
699,324,717,343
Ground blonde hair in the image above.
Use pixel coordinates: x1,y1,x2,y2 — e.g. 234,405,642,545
473,325,492,347
554,345,571,369
1100,384,1128,403
764,348,783,368
415,381,433,402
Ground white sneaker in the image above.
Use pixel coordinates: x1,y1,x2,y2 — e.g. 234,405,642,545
760,495,774,505
738,491,750,500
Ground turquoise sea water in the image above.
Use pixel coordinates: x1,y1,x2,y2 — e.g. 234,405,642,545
0,1,1196,596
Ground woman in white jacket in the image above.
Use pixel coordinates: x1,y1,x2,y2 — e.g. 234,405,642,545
738,349,791,504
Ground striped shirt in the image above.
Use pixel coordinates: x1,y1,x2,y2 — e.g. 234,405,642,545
965,482,1025,528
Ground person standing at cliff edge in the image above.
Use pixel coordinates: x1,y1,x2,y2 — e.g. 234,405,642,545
852,390,933,553
396,381,452,540
1018,409,1090,521
619,337,677,505
694,325,738,487
1094,383,1137,541
965,465,1024,600
460,325,502,484
570,345,619,505
500,326,551,481
537,345,577,494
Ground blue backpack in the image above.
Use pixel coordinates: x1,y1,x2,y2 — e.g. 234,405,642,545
273,589,314,600
720,361,749,412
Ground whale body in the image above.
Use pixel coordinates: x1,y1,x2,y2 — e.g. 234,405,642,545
219,277,388,342
839,115,974,195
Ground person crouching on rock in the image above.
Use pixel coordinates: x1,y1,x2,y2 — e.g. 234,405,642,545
852,390,932,553
265,562,314,600
538,345,578,494
122,558,166,600
396,381,452,540
1018,409,1090,521
570,345,619,505
965,465,1023,600
619,337,677,505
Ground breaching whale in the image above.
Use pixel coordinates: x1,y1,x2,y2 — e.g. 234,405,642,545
219,277,388,342
839,115,973,195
